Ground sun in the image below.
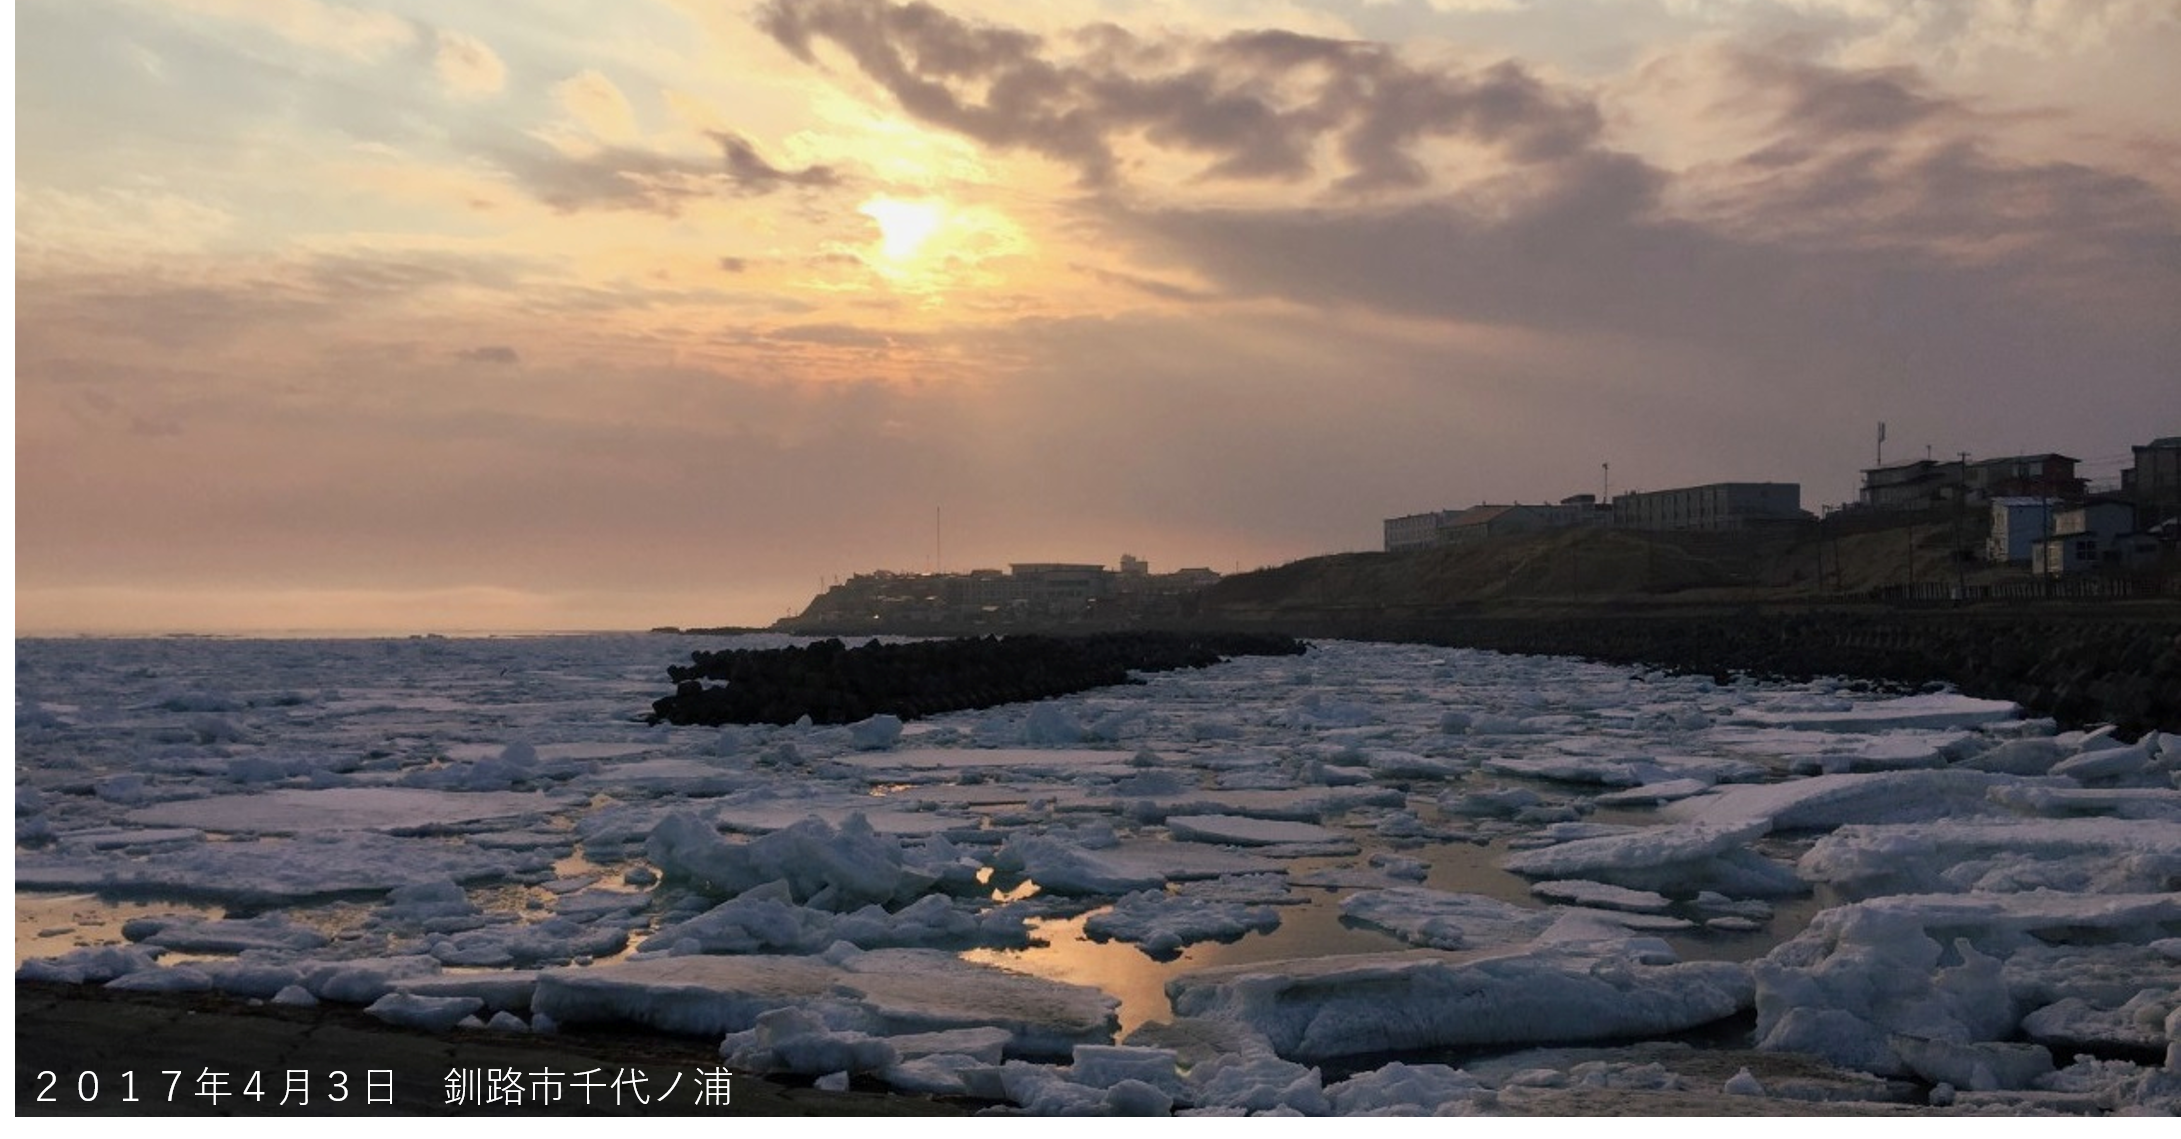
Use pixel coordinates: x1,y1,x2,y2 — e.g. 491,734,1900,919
860,195,946,262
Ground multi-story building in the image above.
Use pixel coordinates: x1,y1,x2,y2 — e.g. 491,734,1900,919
1384,511,1456,553
1612,482,1806,531
1385,499,1603,551
1964,454,2084,501
1008,563,1111,613
2123,436,2181,530
1860,460,1964,511
1436,504,1566,544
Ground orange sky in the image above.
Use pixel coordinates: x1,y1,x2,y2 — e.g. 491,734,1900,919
14,0,2181,633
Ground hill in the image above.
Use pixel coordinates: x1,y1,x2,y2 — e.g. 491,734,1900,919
1197,511,2169,621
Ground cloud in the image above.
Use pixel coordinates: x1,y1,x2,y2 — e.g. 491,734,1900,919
17,249,531,353
712,131,841,190
1729,51,1955,137
433,29,506,98
15,183,236,269
158,0,416,61
455,345,521,365
485,127,844,214
762,322,901,349
487,141,724,214
1068,263,1215,303
757,0,1602,192
555,69,642,143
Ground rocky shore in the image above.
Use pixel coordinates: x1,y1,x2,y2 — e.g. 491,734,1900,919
714,604,2179,736
648,631,1307,727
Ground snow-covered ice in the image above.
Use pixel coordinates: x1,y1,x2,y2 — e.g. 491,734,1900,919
17,632,2180,1115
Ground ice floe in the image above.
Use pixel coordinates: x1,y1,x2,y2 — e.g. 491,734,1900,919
18,632,2181,1116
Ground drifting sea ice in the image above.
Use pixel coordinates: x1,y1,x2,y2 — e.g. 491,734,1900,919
17,632,2181,1115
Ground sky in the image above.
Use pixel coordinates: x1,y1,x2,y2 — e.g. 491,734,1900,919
14,0,2181,634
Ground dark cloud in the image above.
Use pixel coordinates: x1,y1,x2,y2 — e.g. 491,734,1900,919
1731,52,1957,137
712,131,840,190
486,131,841,214
719,256,750,272
305,252,525,300
763,323,900,349
1069,263,1216,303
17,250,532,355
455,345,521,365
757,0,1601,191
486,141,726,214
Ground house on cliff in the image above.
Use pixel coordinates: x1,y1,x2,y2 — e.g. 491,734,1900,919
2031,500,2156,577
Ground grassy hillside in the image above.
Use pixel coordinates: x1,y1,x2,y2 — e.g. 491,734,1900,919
1199,511,2157,619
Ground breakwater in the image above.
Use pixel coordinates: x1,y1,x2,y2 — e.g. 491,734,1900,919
1203,606,2181,739
648,631,1307,726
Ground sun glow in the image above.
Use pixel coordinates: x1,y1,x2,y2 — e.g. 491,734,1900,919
860,195,946,262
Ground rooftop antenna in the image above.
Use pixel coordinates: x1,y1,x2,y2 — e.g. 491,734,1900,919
1602,462,1610,502
1876,421,1886,467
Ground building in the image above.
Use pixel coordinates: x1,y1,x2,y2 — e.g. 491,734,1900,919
1437,504,1566,544
1612,482,1806,531
1860,459,1964,511
2123,436,2181,529
796,556,1220,627
1008,563,1111,613
1384,499,1603,551
1555,494,1614,526
1987,497,2054,563
2030,500,2141,577
1964,454,2084,502
1384,511,1457,553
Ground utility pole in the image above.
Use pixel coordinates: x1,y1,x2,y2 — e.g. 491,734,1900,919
1907,518,1917,593
1955,451,1970,603
935,506,943,576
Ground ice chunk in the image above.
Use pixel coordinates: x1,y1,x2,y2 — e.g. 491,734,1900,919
1083,890,1280,958
366,992,485,1032
1753,892,2181,1076
127,787,558,834
534,949,1117,1058
1166,815,1346,848
1499,819,1803,897
1530,880,1674,913
643,810,936,909
722,1006,900,1076
1168,947,1750,1062
1663,769,2045,829
1799,818,2181,899
1340,889,1555,950
1730,693,2019,732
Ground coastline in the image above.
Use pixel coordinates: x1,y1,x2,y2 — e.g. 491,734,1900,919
13,981,966,1117
14,983,1967,1118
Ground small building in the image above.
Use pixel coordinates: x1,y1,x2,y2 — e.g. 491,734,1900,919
2030,500,2143,577
2031,531,2104,577
1612,482,1806,531
1986,497,2054,563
